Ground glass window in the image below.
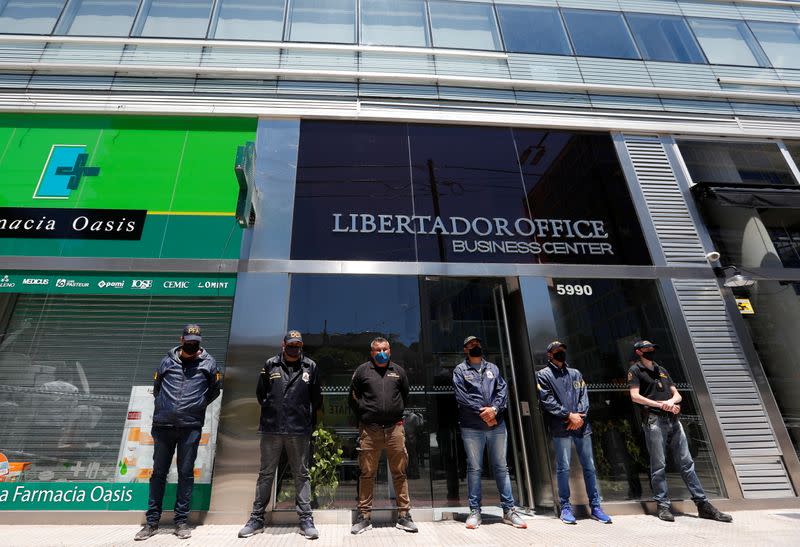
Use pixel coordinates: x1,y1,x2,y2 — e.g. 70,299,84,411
625,12,706,64
748,21,800,70
210,0,285,41
495,4,571,55
56,0,139,36
428,0,502,51
286,0,355,44
0,0,65,34
676,140,795,186
137,0,214,39
562,9,639,60
361,0,428,47
688,18,769,67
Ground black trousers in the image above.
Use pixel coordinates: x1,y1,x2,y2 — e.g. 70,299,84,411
145,426,202,525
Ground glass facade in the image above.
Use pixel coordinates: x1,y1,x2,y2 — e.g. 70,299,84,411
562,10,640,60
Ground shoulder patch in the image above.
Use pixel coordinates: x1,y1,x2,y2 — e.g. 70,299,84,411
627,371,633,381
154,372,158,381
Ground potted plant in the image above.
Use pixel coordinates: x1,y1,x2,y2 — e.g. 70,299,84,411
310,426,343,509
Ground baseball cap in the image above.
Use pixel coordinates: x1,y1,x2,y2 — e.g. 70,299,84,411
284,330,303,344
546,341,567,352
634,340,658,350
463,335,481,347
182,324,202,342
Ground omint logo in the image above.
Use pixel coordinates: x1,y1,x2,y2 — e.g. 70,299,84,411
33,145,100,199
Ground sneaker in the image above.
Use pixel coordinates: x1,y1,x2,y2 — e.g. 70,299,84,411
396,513,418,533
350,513,372,535
560,506,577,525
300,518,320,539
465,508,482,529
174,522,191,540
590,506,612,524
238,518,265,538
503,509,527,529
134,523,158,541
697,501,733,523
657,506,675,522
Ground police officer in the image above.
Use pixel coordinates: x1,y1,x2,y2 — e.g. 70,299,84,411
536,341,611,525
135,324,221,541
453,336,527,530
628,340,732,523
238,330,323,540
349,337,418,535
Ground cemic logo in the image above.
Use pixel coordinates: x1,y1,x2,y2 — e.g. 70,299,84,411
33,145,100,199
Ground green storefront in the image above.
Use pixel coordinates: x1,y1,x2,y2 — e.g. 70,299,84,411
0,114,254,511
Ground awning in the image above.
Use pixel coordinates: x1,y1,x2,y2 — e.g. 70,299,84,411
691,183,800,209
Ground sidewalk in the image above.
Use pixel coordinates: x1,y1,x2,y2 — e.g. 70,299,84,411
2,510,799,547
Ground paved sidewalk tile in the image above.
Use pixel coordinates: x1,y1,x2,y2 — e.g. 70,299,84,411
1,510,799,546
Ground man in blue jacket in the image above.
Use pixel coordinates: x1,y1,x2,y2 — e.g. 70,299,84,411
453,336,526,530
238,330,323,540
135,324,222,541
536,341,611,525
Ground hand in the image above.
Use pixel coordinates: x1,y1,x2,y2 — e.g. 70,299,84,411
486,417,498,427
660,401,675,412
479,407,497,424
670,404,681,415
566,412,584,430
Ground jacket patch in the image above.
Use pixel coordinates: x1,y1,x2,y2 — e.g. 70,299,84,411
659,373,668,379
302,371,310,383
387,372,400,378
270,372,282,380
153,372,158,380
486,370,494,379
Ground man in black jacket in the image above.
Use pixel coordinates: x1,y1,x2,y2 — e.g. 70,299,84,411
135,324,221,541
238,330,323,540
348,337,417,535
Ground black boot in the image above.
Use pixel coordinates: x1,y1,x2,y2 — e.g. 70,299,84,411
697,501,733,522
657,506,675,522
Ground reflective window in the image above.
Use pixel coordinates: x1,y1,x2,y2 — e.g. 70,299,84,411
562,9,639,59
748,21,800,70
361,0,428,47
286,0,356,44
688,18,769,67
495,5,571,55
137,0,214,39
625,12,705,64
428,0,502,51
676,140,795,186
210,0,285,41
56,0,139,36
0,0,65,34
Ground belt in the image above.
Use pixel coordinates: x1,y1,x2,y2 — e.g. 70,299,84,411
364,420,404,428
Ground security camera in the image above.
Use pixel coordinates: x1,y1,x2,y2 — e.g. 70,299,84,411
706,251,721,262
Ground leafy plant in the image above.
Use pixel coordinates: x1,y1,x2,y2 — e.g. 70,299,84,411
309,426,343,508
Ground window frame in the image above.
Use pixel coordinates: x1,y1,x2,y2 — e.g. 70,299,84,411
207,0,288,41
0,0,69,36
560,8,642,61
746,19,800,71
686,16,771,69
426,0,504,52
623,11,707,65
494,3,572,56
54,0,142,37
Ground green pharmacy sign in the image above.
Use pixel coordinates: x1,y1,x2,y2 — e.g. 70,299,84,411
0,272,236,296
0,115,256,259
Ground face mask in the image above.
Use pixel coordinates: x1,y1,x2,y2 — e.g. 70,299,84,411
552,351,566,362
641,350,656,360
468,346,483,358
374,351,390,365
285,346,301,358
182,342,200,355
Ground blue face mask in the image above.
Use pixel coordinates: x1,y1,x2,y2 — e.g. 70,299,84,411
374,351,390,365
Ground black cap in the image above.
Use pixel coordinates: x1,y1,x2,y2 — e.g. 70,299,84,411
284,330,303,344
463,335,481,347
634,340,658,350
182,324,202,342
546,341,566,352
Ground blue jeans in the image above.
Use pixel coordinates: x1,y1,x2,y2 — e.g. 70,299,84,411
552,434,601,510
460,423,515,511
643,414,707,508
146,426,202,525
250,433,312,521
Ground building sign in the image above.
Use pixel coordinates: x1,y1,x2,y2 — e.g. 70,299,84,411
0,207,146,240
290,121,651,265
332,213,614,257
0,272,236,296
0,114,256,259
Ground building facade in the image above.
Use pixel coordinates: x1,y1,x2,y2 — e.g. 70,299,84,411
1,0,800,522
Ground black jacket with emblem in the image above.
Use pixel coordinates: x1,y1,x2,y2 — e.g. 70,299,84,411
257,353,322,435
348,360,409,426
153,347,221,428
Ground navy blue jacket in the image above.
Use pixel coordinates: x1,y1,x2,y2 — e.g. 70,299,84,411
153,347,221,428
452,359,508,430
536,361,590,437
257,353,322,435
